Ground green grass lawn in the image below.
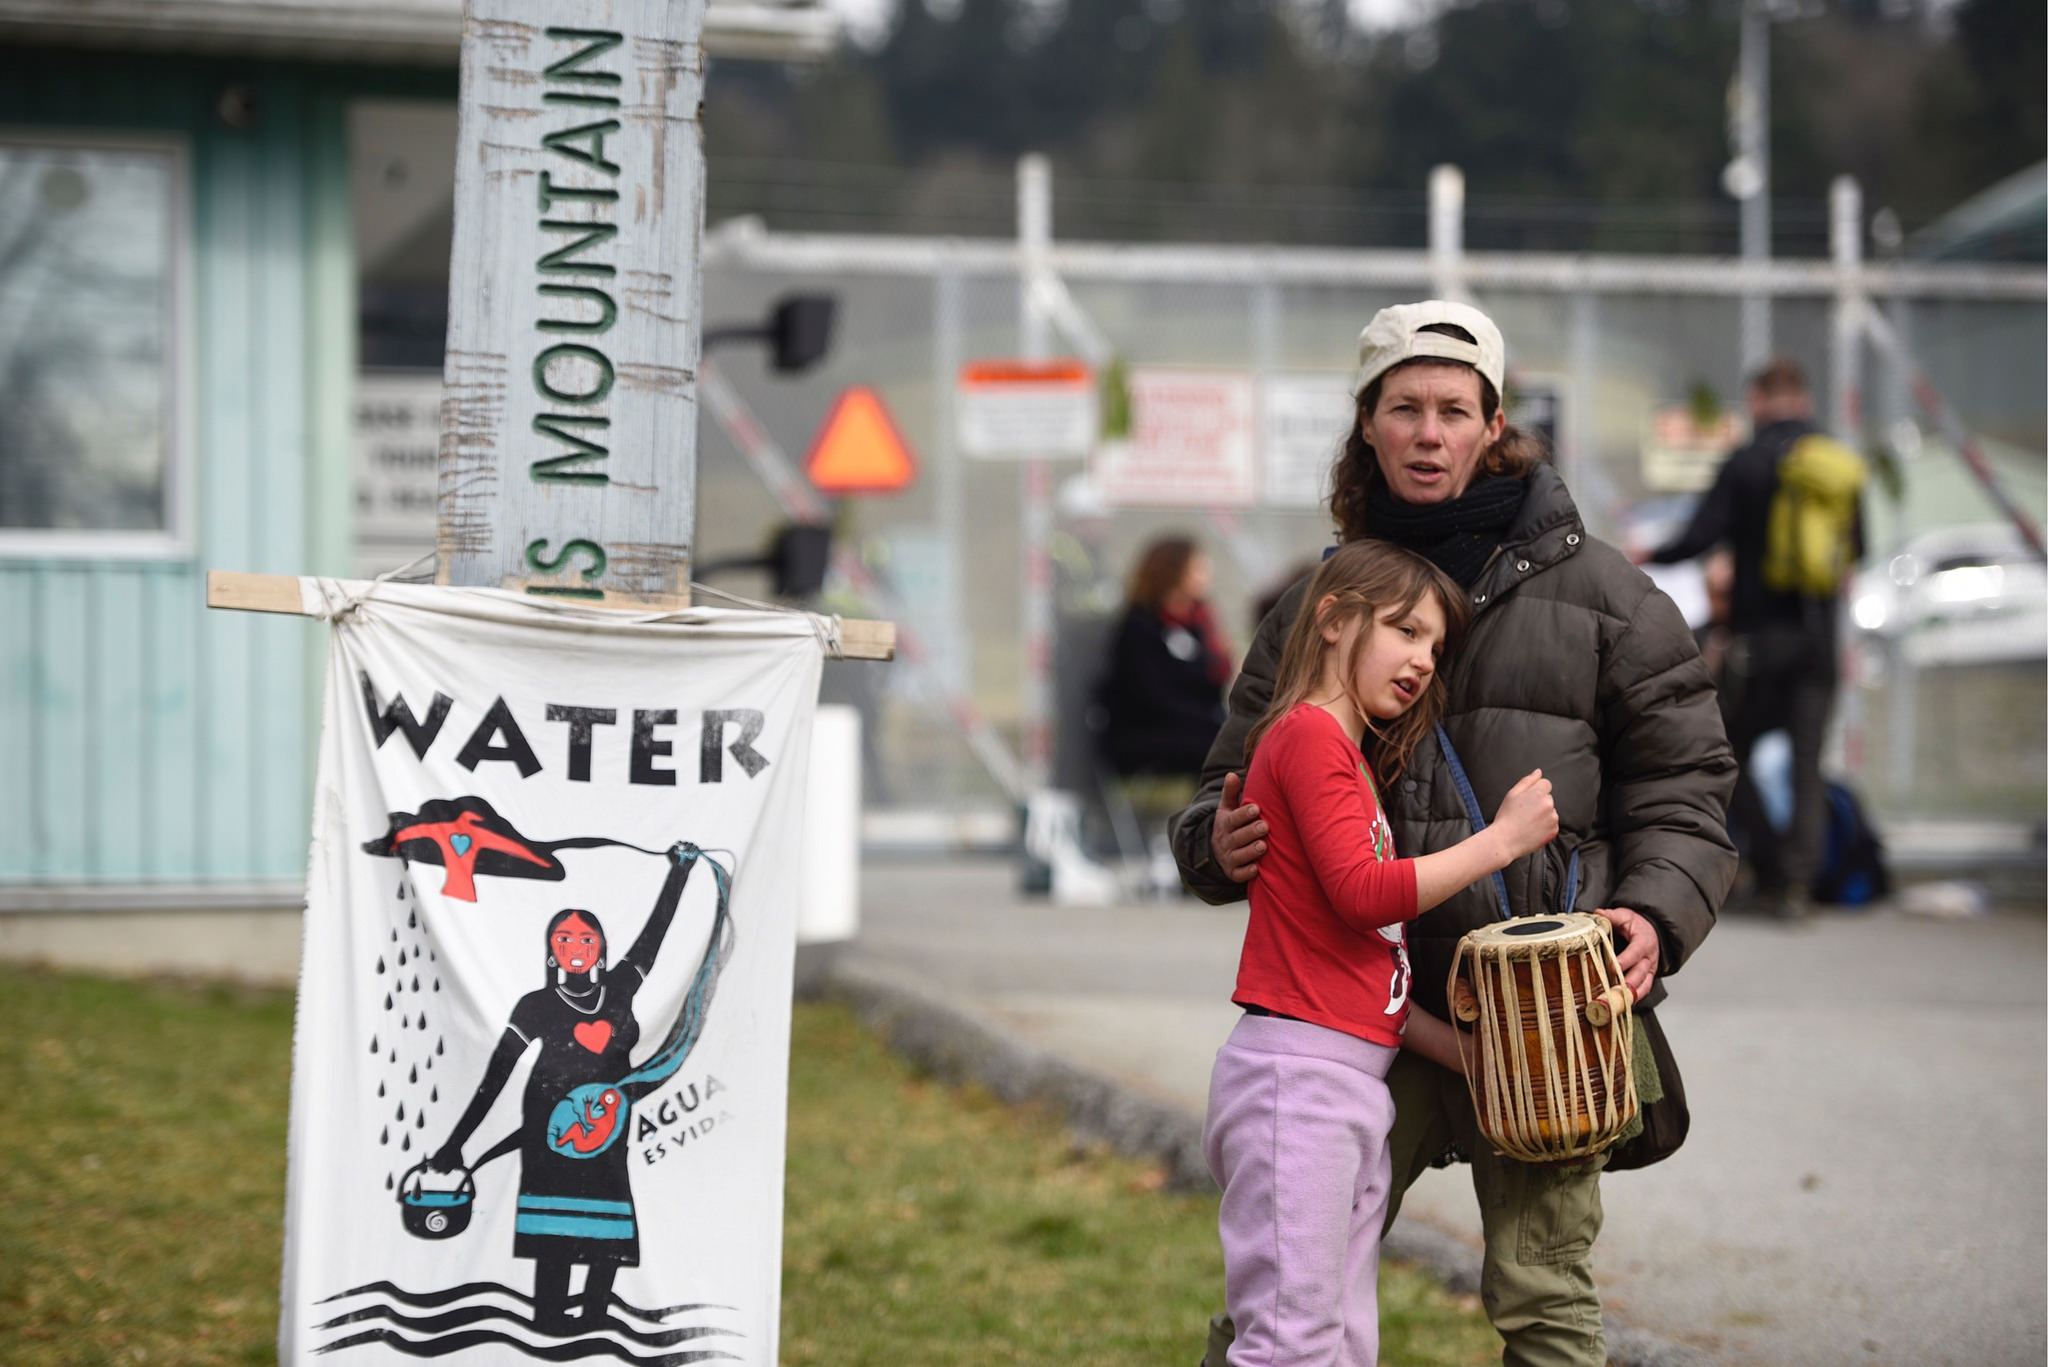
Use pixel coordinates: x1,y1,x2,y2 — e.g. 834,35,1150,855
0,967,1498,1366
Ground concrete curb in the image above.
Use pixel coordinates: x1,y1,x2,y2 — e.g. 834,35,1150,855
818,955,1714,1367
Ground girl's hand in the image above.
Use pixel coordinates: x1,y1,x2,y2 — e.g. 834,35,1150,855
1490,769,1558,860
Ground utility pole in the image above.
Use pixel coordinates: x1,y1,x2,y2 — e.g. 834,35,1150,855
1728,0,1773,374
1428,164,1466,303
1017,154,1054,787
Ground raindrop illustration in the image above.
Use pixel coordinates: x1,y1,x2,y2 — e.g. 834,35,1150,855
418,1013,429,1031
397,1102,406,1121
416,1113,427,1129
408,910,417,929
402,1134,411,1152
400,1014,409,1029
410,1065,419,1084
369,1035,379,1054
391,928,399,942
384,993,393,1011
385,1172,394,1191
376,957,385,974
389,1049,398,1064
433,979,441,993
377,1081,385,1098
436,1037,445,1056
380,1126,389,1145
412,976,420,992
429,950,436,962
397,949,407,968
425,1056,434,1071
431,1085,439,1103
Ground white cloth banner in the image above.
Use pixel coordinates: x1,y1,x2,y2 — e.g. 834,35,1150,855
279,582,826,1366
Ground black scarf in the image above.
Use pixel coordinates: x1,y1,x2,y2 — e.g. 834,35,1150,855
1363,474,1528,587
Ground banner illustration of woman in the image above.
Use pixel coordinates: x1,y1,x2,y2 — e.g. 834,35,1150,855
415,840,734,1337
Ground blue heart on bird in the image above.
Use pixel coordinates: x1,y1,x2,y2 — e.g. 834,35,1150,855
450,834,472,856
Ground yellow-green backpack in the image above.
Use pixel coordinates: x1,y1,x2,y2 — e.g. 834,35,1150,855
1762,434,1867,596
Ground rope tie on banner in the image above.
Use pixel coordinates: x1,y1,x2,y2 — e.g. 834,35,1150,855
680,579,845,658
313,551,440,625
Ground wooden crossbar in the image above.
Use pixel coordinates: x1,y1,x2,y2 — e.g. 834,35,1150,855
204,571,896,661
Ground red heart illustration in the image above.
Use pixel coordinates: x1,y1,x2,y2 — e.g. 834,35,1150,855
573,1021,613,1054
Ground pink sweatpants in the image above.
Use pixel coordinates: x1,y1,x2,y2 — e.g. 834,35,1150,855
1203,1014,1400,1367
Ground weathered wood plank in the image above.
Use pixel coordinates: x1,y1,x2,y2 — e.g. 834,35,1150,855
437,1,708,598
206,571,306,615
206,572,897,660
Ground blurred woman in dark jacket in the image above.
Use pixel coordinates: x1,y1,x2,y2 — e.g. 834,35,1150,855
1097,536,1232,778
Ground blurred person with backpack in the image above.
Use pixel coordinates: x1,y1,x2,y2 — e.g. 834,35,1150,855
1649,358,1866,920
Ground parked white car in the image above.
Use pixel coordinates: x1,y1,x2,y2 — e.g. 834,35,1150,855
1848,522,2048,665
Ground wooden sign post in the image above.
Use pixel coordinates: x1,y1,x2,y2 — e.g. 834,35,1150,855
440,0,707,602
207,0,893,657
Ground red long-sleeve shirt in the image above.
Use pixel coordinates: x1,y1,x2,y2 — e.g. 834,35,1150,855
1233,703,1419,1046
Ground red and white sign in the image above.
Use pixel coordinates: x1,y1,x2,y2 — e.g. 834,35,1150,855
956,360,1096,459
1093,368,1258,508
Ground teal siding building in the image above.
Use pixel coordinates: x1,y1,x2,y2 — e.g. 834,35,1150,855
0,50,443,889
0,3,831,899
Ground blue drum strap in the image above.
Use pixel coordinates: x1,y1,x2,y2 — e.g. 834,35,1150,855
1434,722,1579,921
1434,722,1514,923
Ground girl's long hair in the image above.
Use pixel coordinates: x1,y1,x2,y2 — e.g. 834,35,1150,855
1327,325,1549,543
1244,541,1469,783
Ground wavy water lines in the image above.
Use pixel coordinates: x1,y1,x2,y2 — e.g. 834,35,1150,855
311,1280,742,1363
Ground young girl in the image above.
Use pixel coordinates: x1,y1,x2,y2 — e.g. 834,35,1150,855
1202,540,1557,1367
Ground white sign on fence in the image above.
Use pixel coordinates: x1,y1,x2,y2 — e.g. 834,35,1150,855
1092,368,1258,508
956,360,1097,459
1261,372,1352,510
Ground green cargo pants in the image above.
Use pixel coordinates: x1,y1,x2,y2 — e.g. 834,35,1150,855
1202,1051,1607,1367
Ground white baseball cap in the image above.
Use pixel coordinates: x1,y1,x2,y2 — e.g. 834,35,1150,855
1350,300,1506,400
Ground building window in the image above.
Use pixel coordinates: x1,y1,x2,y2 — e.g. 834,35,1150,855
0,135,187,556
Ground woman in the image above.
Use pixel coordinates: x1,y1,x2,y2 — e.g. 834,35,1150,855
1096,535,1232,779
428,844,695,1336
1170,300,1737,1366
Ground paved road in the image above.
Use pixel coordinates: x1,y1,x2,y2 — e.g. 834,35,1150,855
851,856,2046,1367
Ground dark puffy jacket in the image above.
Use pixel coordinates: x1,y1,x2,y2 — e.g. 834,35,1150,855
1169,464,1738,1019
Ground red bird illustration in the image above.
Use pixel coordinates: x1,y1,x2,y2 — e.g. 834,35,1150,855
391,809,551,902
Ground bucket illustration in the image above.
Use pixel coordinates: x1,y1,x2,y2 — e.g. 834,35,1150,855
398,1162,475,1239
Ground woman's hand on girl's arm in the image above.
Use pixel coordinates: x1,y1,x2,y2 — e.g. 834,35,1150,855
1210,771,1268,883
1402,1008,1470,1077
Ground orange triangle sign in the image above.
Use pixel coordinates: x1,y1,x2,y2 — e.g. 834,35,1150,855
804,386,917,495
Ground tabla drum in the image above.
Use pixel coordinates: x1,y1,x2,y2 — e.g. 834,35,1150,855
1449,912,1639,1164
